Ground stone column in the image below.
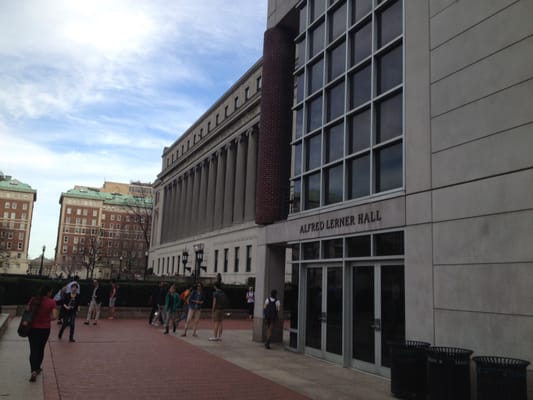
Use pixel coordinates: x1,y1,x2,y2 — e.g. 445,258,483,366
233,134,247,224
244,127,258,222
190,165,201,235
177,177,186,239
205,155,217,231
184,170,194,236
204,154,218,231
161,185,170,243
198,159,209,232
223,142,236,227
213,148,226,229
172,179,181,240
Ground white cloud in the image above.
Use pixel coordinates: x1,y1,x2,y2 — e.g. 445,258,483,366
0,0,267,258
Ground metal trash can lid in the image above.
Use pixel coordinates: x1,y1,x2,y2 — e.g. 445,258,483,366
427,346,474,358
389,340,431,349
473,356,530,369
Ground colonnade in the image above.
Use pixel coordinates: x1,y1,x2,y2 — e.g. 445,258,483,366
160,127,258,243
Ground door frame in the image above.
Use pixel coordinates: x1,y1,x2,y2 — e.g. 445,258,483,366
302,263,344,364
349,260,404,377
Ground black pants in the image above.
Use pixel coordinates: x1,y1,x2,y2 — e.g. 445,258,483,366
28,328,50,372
59,313,76,339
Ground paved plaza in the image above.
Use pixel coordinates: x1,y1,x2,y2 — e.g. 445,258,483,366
0,316,393,400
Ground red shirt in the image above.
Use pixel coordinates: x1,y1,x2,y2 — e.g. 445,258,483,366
29,297,57,329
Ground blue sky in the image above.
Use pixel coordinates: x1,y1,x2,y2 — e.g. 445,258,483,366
0,0,267,259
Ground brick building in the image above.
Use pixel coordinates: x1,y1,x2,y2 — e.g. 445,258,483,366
0,172,36,274
55,182,152,279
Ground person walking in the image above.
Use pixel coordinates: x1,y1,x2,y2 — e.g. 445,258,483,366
164,284,181,334
84,279,103,325
209,284,227,341
181,282,205,337
177,285,192,325
156,282,168,326
58,283,80,342
26,285,58,382
263,289,281,349
246,286,255,319
107,281,118,319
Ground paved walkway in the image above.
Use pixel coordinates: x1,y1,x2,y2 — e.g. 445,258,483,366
0,316,394,400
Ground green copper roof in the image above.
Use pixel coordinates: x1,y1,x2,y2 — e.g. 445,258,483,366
0,174,36,193
61,187,152,208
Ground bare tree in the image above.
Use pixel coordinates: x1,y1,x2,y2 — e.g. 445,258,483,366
81,228,104,279
124,195,152,277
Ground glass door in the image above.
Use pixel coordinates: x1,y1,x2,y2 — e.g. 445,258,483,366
305,265,343,362
351,264,405,375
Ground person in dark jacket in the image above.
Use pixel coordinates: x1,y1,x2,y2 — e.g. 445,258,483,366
149,282,164,325
58,283,80,342
156,282,168,326
164,284,181,334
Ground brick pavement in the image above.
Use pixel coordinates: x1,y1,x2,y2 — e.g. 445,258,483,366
43,318,309,400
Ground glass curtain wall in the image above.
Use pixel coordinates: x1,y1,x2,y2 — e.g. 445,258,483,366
291,0,404,213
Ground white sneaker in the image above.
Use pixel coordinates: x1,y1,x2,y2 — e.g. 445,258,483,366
208,337,217,341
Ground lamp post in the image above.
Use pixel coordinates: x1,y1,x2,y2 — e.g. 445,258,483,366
193,244,204,280
38,245,46,276
144,250,149,279
182,250,189,276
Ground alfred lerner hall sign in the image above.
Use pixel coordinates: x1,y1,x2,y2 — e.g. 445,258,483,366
299,211,382,234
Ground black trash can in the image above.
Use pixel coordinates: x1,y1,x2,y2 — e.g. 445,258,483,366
426,346,473,400
390,340,431,399
473,356,530,400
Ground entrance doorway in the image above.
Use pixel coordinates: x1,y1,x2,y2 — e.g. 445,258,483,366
351,264,405,375
304,265,343,363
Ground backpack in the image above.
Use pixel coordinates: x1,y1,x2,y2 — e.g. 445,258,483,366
216,291,229,310
180,289,190,304
264,298,278,320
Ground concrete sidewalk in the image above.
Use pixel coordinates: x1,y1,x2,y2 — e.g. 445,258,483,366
0,317,394,400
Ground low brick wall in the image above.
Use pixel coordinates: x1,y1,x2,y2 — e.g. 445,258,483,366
4,305,250,320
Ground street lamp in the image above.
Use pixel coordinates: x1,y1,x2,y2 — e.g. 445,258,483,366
182,250,190,275
119,256,123,280
38,245,46,276
144,250,149,279
193,244,205,279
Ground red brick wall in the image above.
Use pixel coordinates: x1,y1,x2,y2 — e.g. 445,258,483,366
256,26,295,225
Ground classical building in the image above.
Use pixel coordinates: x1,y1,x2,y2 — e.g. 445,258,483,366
55,182,152,279
149,60,262,284
0,172,36,274
251,0,533,384
150,0,533,387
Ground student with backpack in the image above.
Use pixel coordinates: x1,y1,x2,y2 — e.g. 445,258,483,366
209,284,228,341
263,289,280,349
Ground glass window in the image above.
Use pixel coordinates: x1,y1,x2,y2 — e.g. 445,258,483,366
294,142,302,176
325,164,343,204
296,40,305,67
292,179,301,213
299,5,307,33
291,244,300,261
295,108,304,138
376,93,402,143
327,80,345,121
311,0,326,21
351,22,372,66
303,241,320,259
309,58,324,94
323,239,343,258
346,235,371,257
348,153,370,198
328,40,346,82
352,0,372,23
326,122,344,163
350,64,371,109
378,0,402,48
349,108,371,153
377,45,402,94
234,247,240,272
329,2,347,42
306,133,322,170
374,231,404,255
296,73,305,103
375,142,402,192
307,96,323,132
305,172,321,209
310,22,325,57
